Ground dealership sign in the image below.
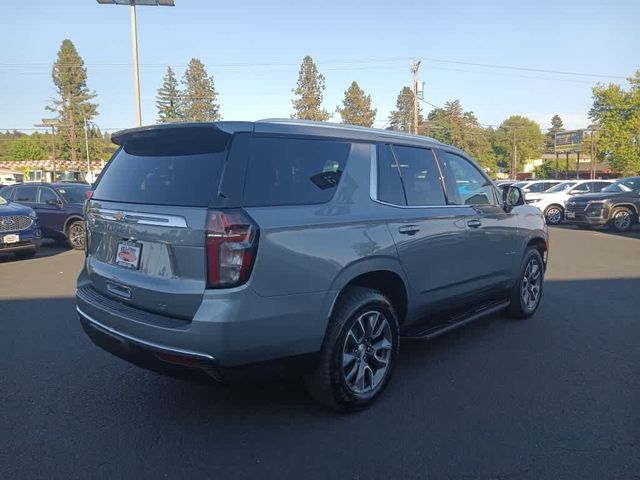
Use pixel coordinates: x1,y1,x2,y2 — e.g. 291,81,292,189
555,130,584,152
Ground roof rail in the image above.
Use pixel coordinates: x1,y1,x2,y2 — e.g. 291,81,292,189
256,118,441,143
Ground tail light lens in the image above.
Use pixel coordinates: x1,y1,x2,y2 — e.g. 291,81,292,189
85,190,93,199
206,209,259,288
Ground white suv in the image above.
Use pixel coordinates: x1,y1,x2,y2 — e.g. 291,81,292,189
526,180,613,225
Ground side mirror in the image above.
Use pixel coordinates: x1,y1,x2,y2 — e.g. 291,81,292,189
502,185,525,212
46,198,62,207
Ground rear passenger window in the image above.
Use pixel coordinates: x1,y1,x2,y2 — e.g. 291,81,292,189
440,152,496,205
377,144,406,206
244,137,351,206
14,186,37,203
392,146,445,206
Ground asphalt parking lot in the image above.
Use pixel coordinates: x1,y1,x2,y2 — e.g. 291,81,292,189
1,228,639,479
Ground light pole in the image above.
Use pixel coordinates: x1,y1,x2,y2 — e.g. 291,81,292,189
96,0,175,127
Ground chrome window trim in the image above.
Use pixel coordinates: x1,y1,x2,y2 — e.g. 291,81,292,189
369,143,470,210
88,208,188,228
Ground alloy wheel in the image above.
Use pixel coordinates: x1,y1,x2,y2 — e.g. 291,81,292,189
613,211,631,231
521,257,542,310
546,207,562,225
341,310,393,395
69,223,85,249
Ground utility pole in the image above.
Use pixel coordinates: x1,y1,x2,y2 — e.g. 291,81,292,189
554,131,559,179
512,129,517,179
411,60,421,135
83,114,91,182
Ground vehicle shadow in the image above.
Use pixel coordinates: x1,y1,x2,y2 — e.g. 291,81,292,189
3,278,640,477
0,239,70,263
551,223,640,239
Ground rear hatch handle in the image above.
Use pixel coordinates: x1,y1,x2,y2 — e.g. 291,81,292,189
106,281,132,300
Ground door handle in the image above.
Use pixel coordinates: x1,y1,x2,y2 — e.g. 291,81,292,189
467,219,482,229
398,225,420,236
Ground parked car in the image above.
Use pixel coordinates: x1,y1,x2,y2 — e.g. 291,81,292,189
77,120,548,411
525,179,613,225
0,194,41,258
565,176,640,232
512,180,563,196
0,182,89,250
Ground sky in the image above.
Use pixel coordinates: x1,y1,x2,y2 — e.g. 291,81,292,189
0,0,638,134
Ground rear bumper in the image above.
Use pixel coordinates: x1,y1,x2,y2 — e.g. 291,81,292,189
79,308,222,381
76,270,331,368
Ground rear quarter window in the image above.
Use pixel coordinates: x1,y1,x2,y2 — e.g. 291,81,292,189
243,136,351,207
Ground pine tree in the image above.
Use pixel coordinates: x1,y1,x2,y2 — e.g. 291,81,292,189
336,81,376,127
181,59,220,122
47,39,98,161
156,66,183,123
544,114,564,152
292,56,330,121
388,86,421,132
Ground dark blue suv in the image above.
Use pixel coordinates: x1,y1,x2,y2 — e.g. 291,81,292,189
0,193,41,258
0,182,89,250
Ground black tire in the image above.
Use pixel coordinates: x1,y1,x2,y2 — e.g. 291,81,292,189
13,249,37,259
66,220,85,250
544,205,564,225
305,286,400,412
608,207,633,232
506,248,545,319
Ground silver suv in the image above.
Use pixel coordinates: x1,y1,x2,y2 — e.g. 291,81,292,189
77,120,548,411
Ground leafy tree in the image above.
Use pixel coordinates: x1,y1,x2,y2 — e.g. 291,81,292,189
493,116,544,175
47,39,98,161
533,160,557,179
0,131,26,162
156,66,183,123
181,59,220,122
388,86,422,132
8,135,49,161
544,114,564,152
292,56,330,121
336,81,376,127
589,71,640,175
425,100,496,172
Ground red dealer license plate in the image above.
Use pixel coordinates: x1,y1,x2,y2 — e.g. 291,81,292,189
115,241,142,270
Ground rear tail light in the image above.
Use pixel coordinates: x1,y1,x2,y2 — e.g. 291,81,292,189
85,190,93,199
206,209,259,288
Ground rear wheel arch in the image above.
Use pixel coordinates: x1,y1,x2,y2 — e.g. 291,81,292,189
63,215,84,234
326,260,410,327
610,203,638,218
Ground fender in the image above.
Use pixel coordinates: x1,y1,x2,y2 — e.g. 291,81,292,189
609,202,639,216
317,255,412,333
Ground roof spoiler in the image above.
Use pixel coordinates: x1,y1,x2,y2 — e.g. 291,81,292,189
111,122,253,146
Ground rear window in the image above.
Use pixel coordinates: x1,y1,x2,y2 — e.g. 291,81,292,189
243,136,351,207
92,128,230,207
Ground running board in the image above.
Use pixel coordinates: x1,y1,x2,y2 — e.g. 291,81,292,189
401,300,510,341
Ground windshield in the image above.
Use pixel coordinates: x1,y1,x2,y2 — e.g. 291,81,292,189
546,181,576,193
55,185,90,203
513,181,528,188
602,178,640,193
0,195,7,206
